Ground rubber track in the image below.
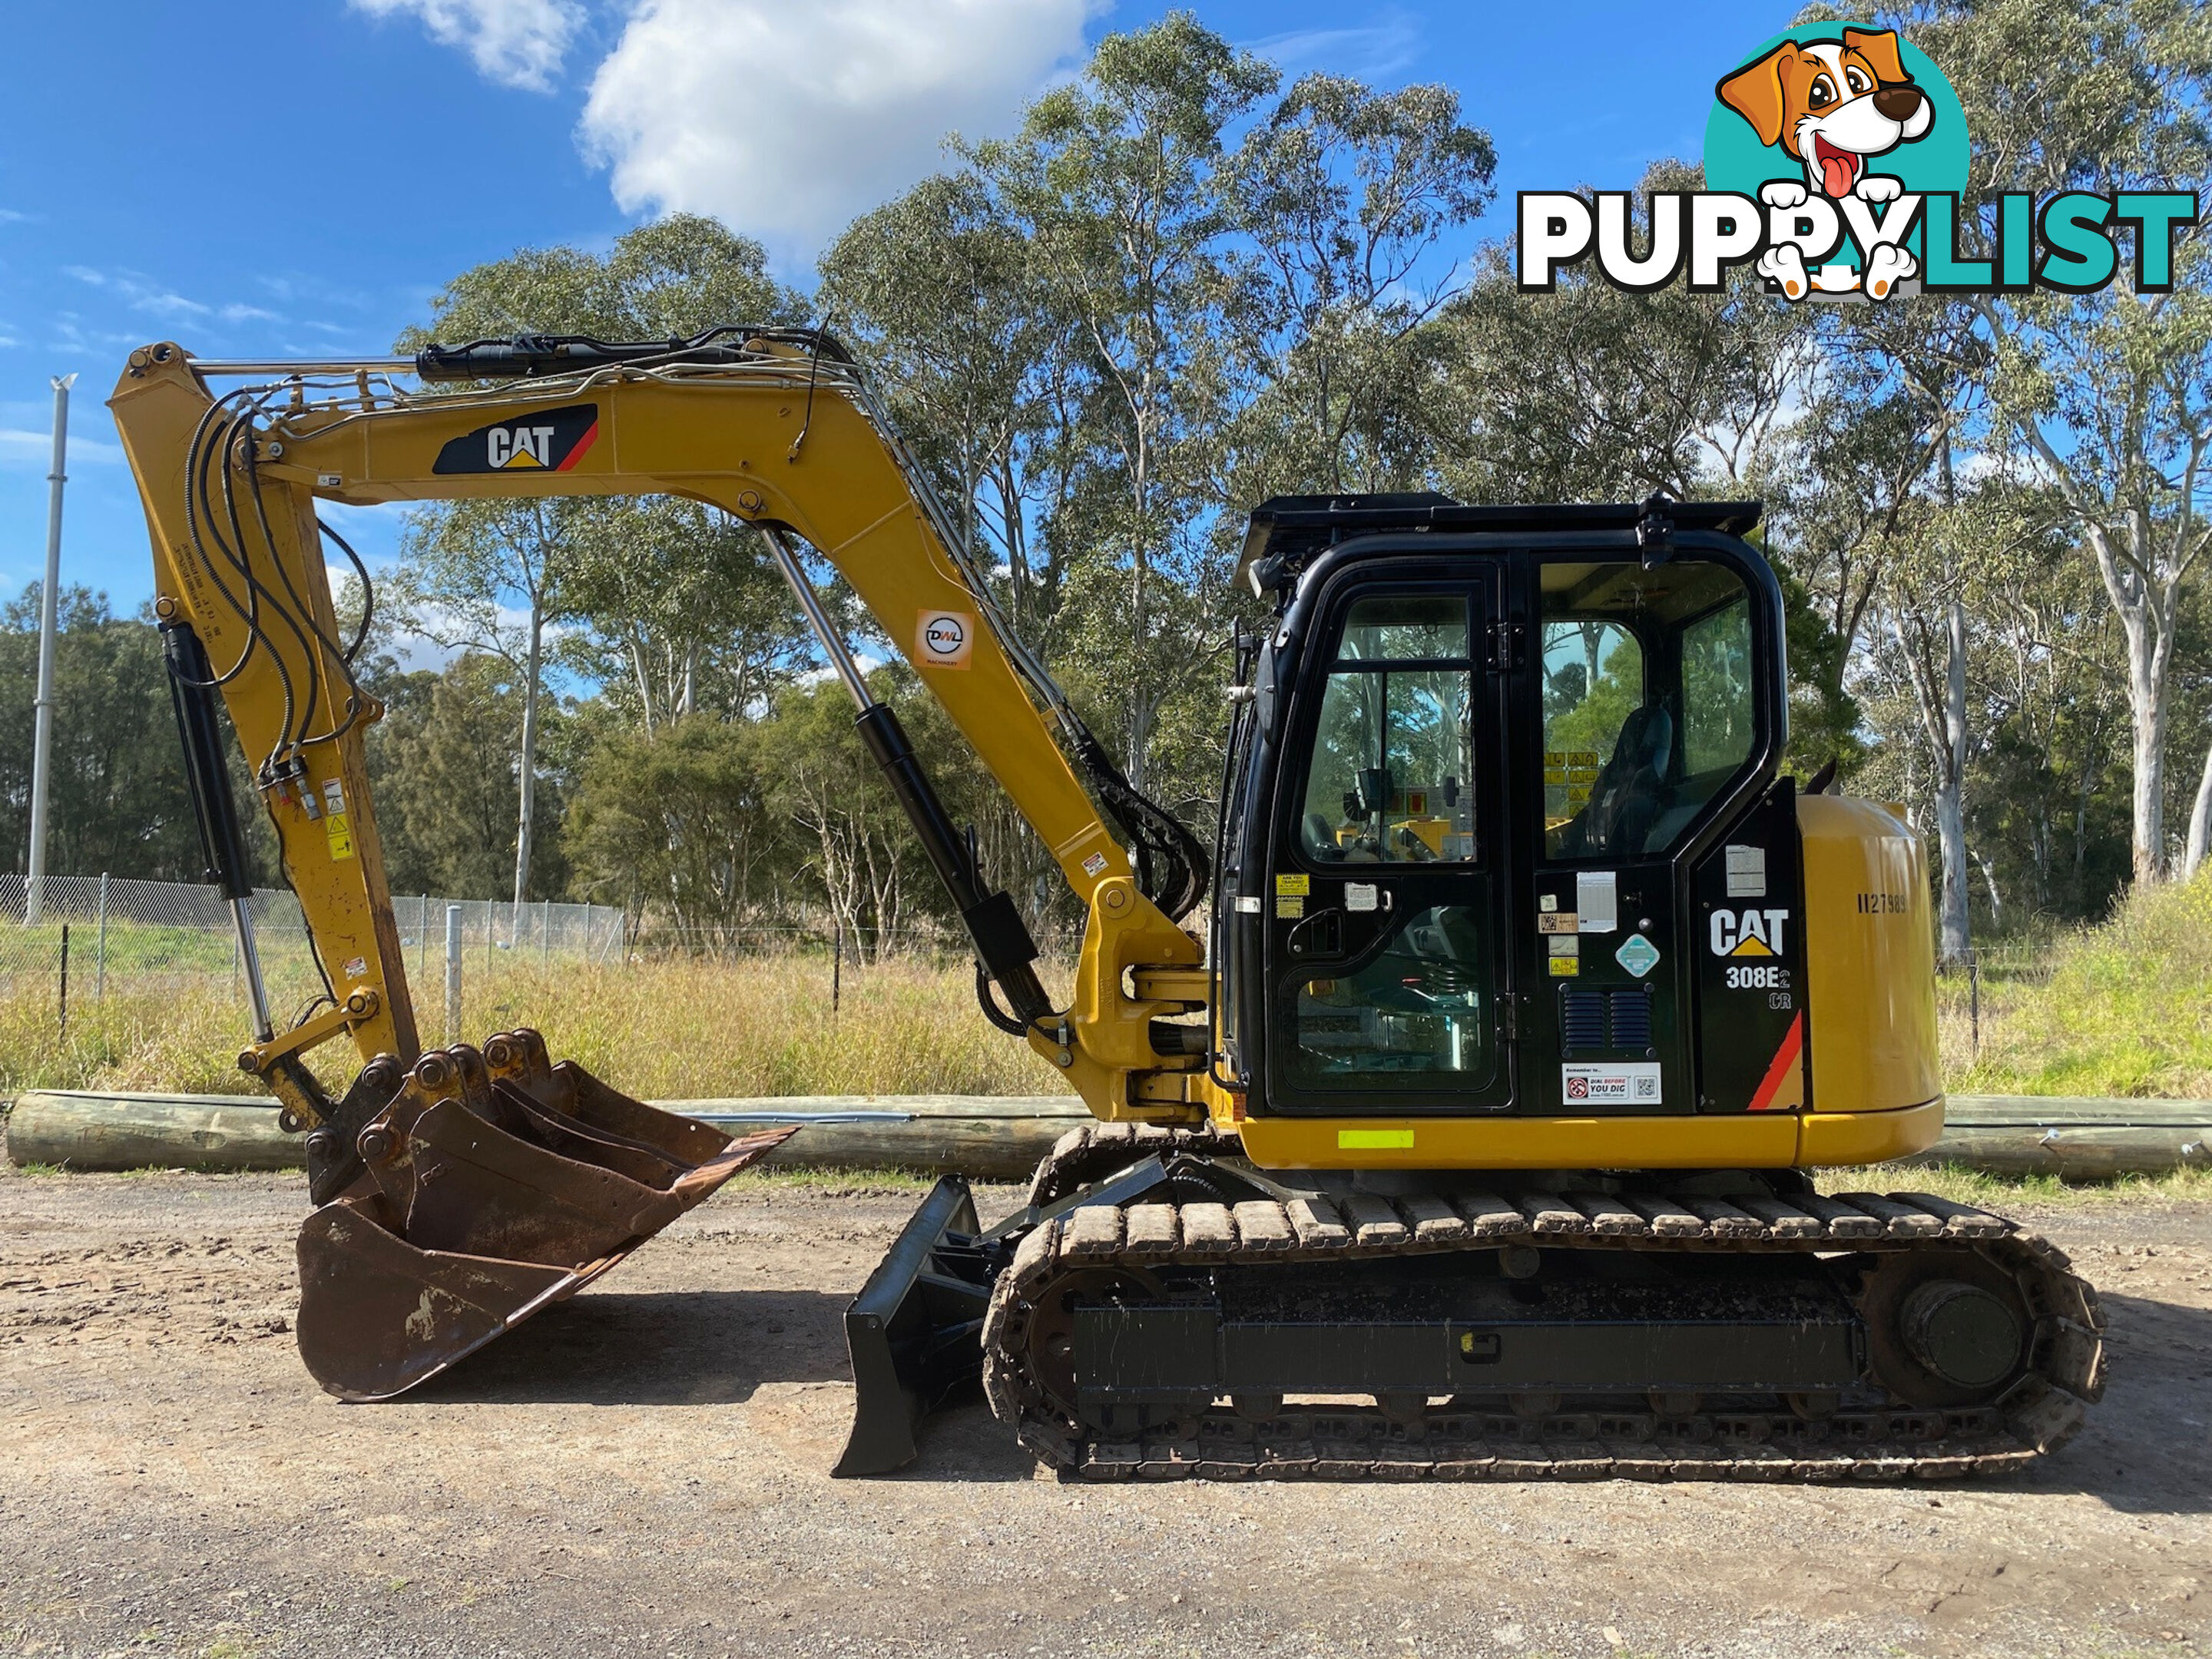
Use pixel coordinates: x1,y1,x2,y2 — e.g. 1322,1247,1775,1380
987,1126,2107,1482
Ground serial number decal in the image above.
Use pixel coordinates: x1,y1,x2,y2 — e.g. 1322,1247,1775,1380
1724,963,1791,991
1856,891,1911,914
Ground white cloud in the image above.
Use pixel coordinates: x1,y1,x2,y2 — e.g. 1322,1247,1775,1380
351,0,584,91
578,0,1091,259
64,266,217,320
0,429,123,467
1245,13,1420,81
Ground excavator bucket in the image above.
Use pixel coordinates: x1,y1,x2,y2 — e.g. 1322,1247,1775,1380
293,1028,794,1401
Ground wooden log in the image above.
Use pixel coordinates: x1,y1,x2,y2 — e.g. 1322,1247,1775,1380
2,1090,1088,1181
3,1091,306,1173
726,1098,1086,1181
8,1088,2210,1181
1892,1124,2212,1181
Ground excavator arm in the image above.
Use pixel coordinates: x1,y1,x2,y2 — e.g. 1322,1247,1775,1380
108,329,1216,1412
110,331,1211,1128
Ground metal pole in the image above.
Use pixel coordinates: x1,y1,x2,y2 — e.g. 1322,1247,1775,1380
444,904,462,1046
542,898,551,968
25,375,75,926
418,896,429,982
94,872,108,998
763,527,874,711
58,923,68,1037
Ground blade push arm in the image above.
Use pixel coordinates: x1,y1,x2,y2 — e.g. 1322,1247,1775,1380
110,336,1211,1124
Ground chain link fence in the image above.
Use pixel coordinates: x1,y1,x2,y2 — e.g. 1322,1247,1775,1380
0,875,626,1024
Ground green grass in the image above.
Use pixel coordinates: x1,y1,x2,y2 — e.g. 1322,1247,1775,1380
1942,873,2212,1098
1821,1161,2212,1206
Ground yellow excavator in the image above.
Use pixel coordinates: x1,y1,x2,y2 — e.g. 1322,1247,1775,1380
111,328,2103,1482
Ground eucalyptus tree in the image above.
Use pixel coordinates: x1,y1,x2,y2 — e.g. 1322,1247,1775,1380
1899,0,2212,883
399,214,809,910
1217,74,1495,500
962,16,1279,795
1435,163,1816,505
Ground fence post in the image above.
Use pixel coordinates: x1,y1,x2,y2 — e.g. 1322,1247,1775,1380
94,872,108,999
542,898,552,967
832,917,843,1015
417,896,429,982
1969,949,1981,1058
445,904,462,1046
58,922,70,1037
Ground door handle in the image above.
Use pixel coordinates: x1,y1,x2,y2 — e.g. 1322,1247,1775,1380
1287,908,1344,959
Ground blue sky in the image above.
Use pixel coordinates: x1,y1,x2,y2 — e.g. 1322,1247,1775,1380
0,0,1796,614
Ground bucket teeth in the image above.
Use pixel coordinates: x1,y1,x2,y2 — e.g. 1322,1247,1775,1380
291,1029,794,1401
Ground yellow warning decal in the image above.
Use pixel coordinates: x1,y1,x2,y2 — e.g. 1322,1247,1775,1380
1276,873,1311,896
1337,1128,1415,1150
326,812,356,860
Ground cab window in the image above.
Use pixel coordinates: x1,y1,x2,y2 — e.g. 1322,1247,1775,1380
1298,595,1476,863
1541,561,1760,859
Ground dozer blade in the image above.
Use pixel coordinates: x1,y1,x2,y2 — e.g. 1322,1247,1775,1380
292,1029,795,1402
835,1174,995,1475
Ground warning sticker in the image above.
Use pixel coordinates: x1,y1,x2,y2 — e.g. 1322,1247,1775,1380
1081,851,1109,877
1548,934,1578,958
326,812,356,861
1346,882,1379,912
1725,843,1767,899
1561,1061,1662,1105
1276,873,1311,896
1276,896,1305,919
1548,955,1580,977
1538,912,1578,935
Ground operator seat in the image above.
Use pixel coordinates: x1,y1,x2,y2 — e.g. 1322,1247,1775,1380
1579,704,1675,854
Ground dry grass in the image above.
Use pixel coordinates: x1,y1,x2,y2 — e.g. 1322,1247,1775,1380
8,879,2212,1111
0,949,1069,1101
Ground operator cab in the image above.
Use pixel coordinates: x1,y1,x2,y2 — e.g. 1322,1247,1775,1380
1215,495,1798,1122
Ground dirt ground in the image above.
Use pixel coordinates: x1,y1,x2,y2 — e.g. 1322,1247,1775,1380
2,1152,2208,1659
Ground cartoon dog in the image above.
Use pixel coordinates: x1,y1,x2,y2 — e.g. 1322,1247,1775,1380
1718,28,1932,298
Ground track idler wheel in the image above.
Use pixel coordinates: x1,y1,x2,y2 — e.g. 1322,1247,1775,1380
1859,1248,2032,1410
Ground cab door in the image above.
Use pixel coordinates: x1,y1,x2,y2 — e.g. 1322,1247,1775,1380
1260,573,1515,1115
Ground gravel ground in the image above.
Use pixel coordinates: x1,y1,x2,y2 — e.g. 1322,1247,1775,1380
2,1151,2208,1659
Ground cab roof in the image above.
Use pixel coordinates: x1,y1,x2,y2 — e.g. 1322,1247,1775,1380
1237,492,1764,601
